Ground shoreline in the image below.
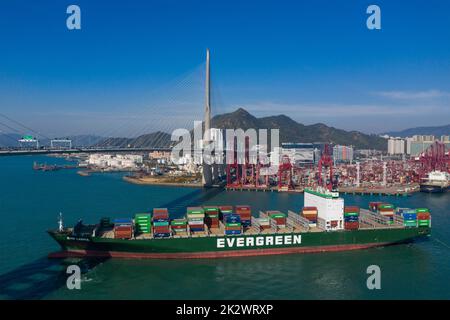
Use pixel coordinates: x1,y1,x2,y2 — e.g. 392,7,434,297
123,175,202,188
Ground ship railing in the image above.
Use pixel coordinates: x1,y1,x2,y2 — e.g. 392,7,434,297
285,218,296,232
393,214,404,226
251,216,262,234
270,218,278,233
288,210,310,231
359,209,398,228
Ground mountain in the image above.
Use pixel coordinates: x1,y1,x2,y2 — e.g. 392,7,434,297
211,108,387,150
96,131,172,148
87,108,388,150
384,124,450,138
69,135,104,147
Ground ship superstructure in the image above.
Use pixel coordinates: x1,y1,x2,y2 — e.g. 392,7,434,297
420,171,450,193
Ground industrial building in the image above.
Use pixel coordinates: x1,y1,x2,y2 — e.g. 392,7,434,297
407,135,450,156
280,143,323,166
86,154,143,170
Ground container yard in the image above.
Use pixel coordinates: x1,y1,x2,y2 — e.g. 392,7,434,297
224,140,450,194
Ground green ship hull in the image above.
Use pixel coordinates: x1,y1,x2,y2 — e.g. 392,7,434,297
48,227,431,259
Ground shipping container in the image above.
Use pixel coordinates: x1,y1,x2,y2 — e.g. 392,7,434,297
219,205,233,211
344,206,360,213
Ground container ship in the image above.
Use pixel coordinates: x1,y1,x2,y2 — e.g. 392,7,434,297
420,171,450,193
48,188,431,259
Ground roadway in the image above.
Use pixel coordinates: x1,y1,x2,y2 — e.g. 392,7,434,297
0,147,172,156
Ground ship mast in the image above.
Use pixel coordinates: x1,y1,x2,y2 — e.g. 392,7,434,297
58,212,64,232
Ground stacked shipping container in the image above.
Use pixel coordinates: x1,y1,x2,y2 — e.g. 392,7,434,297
203,206,220,229
235,205,252,227
113,218,133,239
267,211,287,229
171,218,188,235
152,208,170,238
343,206,360,230
416,208,431,227
377,204,395,224
302,207,318,227
223,213,242,235
219,206,233,221
258,217,271,230
134,213,151,234
396,208,418,227
187,207,205,233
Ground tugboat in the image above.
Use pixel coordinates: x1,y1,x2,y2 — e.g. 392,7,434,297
420,171,450,193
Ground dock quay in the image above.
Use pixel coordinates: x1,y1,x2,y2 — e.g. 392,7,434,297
338,186,419,197
225,186,304,193
33,162,77,171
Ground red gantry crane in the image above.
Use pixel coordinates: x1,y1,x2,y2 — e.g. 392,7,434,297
318,144,334,191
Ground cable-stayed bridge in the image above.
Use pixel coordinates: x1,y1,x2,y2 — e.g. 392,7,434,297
0,49,223,154
0,49,225,186
0,146,172,157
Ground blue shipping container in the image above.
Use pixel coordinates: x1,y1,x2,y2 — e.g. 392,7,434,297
152,218,170,223
113,218,132,226
225,230,242,235
190,227,205,232
153,233,171,238
402,213,417,220
344,215,359,221
224,214,241,223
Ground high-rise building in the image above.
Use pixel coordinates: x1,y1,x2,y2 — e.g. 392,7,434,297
387,138,405,155
406,135,450,156
333,145,354,163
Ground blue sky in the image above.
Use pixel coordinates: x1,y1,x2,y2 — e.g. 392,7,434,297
0,0,449,137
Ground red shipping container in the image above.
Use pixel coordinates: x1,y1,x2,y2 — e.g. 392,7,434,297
114,226,132,232
225,226,241,231
417,212,430,220
171,225,186,230
236,205,251,211
344,221,359,230
189,224,204,229
114,229,132,239
344,206,360,213
153,226,170,233
153,212,169,219
219,205,233,211
273,218,286,224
